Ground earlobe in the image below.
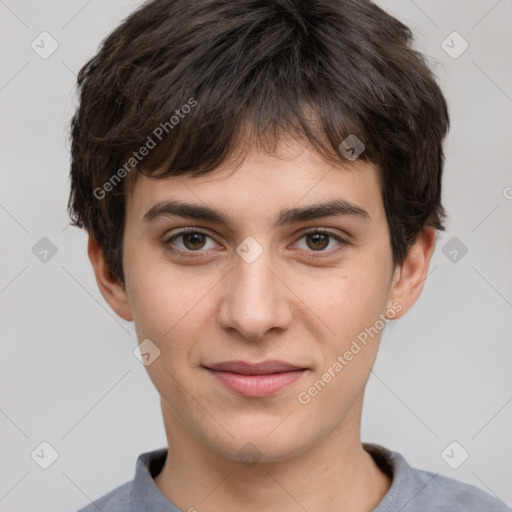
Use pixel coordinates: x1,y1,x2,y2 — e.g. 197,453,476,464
87,233,134,322
386,227,437,319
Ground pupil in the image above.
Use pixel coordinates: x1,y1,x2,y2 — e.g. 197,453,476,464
185,233,205,250
309,233,328,250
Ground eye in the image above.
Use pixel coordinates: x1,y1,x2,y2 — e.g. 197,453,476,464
164,228,218,256
293,228,347,258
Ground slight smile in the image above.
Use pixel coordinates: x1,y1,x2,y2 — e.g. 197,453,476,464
203,360,309,397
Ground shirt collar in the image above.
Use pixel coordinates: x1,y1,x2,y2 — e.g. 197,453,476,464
131,447,180,512
363,442,436,511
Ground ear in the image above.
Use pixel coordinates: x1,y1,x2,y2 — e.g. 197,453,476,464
386,226,437,319
87,233,133,322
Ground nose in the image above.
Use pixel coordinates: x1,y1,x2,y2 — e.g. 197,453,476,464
218,247,293,343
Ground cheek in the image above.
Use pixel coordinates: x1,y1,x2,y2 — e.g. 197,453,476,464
126,253,220,363
308,260,391,340
126,263,209,394
130,276,193,342
125,244,187,331
296,266,391,417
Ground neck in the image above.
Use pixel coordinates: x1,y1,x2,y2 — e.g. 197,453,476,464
153,402,391,512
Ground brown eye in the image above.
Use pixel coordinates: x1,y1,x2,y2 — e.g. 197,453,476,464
294,228,347,257
164,229,217,254
305,232,330,251
182,232,207,250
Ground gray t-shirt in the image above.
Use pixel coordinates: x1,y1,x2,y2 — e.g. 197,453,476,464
76,443,507,511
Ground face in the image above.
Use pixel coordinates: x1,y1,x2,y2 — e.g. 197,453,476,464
94,138,431,464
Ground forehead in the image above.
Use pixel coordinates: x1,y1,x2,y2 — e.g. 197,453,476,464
125,140,384,228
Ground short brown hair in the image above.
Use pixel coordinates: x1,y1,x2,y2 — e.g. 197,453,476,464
67,0,450,284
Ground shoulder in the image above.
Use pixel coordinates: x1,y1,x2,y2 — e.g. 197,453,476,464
76,480,132,512
75,447,168,512
364,443,508,512
410,467,507,511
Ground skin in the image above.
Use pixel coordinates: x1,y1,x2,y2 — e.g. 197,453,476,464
88,136,436,512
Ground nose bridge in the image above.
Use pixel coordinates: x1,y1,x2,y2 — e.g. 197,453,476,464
218,242,291,341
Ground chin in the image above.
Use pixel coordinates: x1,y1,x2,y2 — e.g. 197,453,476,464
202,421,315,465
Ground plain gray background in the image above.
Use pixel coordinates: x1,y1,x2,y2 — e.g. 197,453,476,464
1,1,511,510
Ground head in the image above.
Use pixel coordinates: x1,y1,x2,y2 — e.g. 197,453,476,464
68,0,449,463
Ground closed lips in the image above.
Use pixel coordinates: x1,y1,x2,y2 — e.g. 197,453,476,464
205,360,306,375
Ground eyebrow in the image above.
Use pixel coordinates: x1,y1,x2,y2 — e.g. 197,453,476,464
143,198,371,228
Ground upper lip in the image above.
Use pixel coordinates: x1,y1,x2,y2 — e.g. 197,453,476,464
205,360,306,375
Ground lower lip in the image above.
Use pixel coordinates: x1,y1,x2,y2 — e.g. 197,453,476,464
206,369,306,397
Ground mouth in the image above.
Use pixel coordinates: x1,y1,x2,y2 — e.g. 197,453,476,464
203,360,308,397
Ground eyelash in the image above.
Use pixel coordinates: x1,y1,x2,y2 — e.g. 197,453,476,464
163,227,348,259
